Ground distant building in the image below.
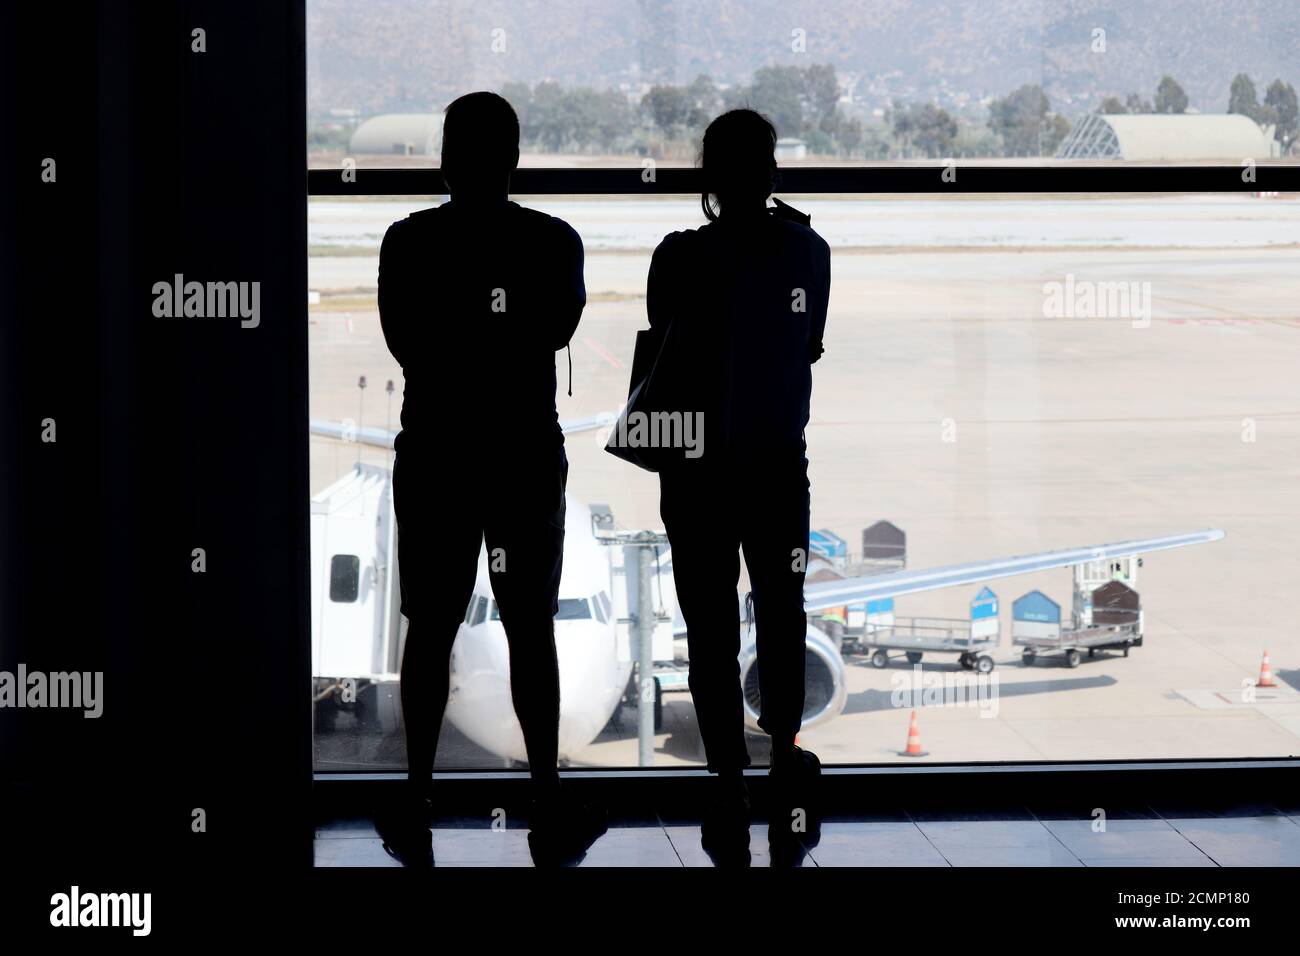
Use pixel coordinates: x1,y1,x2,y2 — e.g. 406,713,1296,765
349,113,442,156
1055,113,1279,161
775,137,808,161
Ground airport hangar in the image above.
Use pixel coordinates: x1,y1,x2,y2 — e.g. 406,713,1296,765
1055,112,1282,161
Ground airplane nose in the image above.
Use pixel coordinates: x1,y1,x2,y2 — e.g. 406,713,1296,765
554,622,619,750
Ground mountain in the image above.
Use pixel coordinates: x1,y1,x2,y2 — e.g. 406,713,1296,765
307,0,1300,119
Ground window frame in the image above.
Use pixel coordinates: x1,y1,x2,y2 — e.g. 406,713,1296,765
308,164,1300,197
309,163,1300,792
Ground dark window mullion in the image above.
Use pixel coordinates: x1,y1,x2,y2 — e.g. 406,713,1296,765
308,164,1300,196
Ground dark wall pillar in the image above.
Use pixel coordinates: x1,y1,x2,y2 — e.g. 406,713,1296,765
2,0,310,903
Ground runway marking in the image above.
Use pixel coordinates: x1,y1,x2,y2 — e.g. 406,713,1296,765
1158,293,1299,326
812,410,1300,427
584,337,624,369
1175,687,1300,709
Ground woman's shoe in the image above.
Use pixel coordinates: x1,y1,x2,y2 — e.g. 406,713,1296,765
769,745,822,814
700,778,752,866
373,792,434,868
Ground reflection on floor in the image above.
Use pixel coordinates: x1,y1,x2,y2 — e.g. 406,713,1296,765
315,803,1300,867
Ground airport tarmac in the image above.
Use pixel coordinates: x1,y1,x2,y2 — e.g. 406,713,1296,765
310,194,1300,769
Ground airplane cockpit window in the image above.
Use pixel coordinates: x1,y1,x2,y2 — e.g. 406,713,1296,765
328,554,360,603
596,591,612,620
485,599,592,622
555,598,592,621
469,595,488,627
591,594,606,624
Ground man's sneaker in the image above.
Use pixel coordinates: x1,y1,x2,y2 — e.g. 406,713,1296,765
700,779,752,866
528,792,608,866
373,792,434,868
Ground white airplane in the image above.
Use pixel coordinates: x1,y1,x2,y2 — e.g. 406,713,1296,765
310,413,670,763
309,417,1225,763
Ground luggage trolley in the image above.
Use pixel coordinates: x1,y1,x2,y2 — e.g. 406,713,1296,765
1013,582,1142,668
858,587,1001,673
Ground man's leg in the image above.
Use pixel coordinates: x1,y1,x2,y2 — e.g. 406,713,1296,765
400,613,472,796
484,449,606,864
377,454,482,865
740,456,811,765
393,456,483,797
659,467,749,775
483,452,567,796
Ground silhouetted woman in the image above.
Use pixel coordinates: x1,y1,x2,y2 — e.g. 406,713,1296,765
646,109,831,855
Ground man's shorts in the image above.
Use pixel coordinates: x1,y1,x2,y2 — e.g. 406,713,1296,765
392,442,568,626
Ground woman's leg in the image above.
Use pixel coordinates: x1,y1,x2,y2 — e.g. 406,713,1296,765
660,467,750,774
740,456,811,766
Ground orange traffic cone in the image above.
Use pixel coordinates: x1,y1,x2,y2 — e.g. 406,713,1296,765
900,709,928,757
1257,650,1278,688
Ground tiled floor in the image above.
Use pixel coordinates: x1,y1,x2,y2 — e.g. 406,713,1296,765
315,804,1300,867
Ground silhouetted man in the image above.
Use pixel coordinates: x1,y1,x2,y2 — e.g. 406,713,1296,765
374,91,605,866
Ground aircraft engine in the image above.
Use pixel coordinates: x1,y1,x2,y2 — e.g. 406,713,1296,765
738,624,847,733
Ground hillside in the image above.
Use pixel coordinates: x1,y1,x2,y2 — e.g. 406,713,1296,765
307,0,1300,118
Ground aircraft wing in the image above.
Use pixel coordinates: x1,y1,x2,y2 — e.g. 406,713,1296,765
309,419,395,448
802,529,1225,612
309,412,617,449
557,411,619,435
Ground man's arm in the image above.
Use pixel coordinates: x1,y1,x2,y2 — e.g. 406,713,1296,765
377,220,411,367
545,220,586,352
809,238,831,364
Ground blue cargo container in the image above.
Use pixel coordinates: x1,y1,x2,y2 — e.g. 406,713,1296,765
856,587,999,674
970,587,998,641
1013,587,1141,668
1012,590,1060,624
970,587,998,620
809,528,848,561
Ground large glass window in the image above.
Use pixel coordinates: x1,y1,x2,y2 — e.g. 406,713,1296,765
309,1,1299,171
310,190,1300,771
307,1,1299,775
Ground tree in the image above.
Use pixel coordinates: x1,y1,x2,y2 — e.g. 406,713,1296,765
1264,79,1298,150
500,81,533,116
566,87,629,149
1228,73,1259,117
835,115,863,157
641,84,688,134
1124,93,1151,114
1097,96,1127,115
987,84,1054,156
888,101,959,158
911,103,958,158
803,63,841,135
1229,73,1282,131
683,74,721,132
1154,76,1188,114
888,98,916,155
748,65,804,136
530,81,570,151
1043,113,1072,153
